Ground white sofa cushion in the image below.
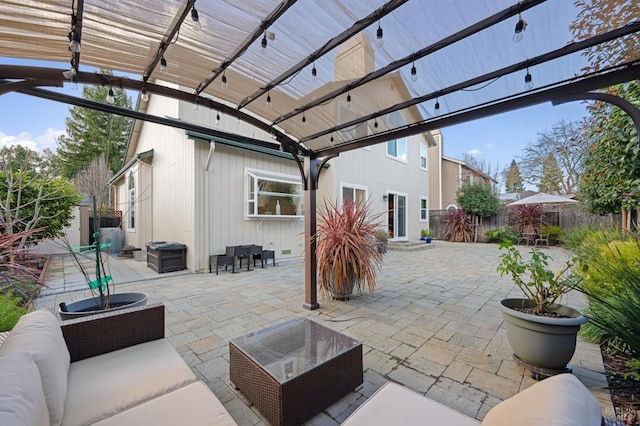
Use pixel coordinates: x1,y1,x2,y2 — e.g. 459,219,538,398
0,310,70,426
62,338,197,426
92,381,237,426
0,352,50,426
342,382,480,426
481,373,601,426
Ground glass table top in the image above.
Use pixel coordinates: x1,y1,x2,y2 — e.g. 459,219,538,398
230,318,361,383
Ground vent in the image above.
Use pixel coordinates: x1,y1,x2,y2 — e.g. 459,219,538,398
282,249,291,255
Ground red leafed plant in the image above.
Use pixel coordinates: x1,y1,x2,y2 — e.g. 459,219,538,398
443,209,473,242
313,199,383,300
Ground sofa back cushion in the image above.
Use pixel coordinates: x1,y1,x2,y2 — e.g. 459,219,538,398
0,310,70,426
0,352,50,426
481,373,601,426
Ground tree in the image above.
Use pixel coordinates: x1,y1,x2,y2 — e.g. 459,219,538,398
580,82,640,230
74,155,112,207
0,146,82,247
459,153,500,187
570,1,640,73
538,153,563,194
504,160,524,193
518,119,587,194
456,182,500,242
54,70,133,180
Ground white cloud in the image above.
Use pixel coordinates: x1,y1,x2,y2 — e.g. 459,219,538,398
486,143,494,150
466,149,482,157
0,128,65,153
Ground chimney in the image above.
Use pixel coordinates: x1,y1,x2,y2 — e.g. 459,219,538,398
334,34,375,81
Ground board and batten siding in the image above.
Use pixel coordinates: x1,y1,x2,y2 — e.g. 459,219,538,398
205,143,305,266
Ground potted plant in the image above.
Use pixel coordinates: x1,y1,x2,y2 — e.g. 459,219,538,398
497,241,586,374
313,199,383,300
58,198,147,319
420,229,433,243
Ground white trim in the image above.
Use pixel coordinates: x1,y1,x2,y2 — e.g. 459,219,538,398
245,167,303,219
420,143,428,171
340,182,368,207
387,191,409,241
419,196,428,222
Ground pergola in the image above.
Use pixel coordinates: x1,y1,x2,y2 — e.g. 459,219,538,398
1,0,639,309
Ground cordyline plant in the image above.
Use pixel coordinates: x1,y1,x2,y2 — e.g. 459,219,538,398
313,199,383,300
497,240,581,315
443,209,473,242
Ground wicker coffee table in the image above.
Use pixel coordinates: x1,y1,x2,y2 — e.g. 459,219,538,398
229,318,363,426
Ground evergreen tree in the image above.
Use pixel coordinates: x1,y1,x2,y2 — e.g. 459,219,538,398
504,160,524,193
54,70,132,180
538,154,563,194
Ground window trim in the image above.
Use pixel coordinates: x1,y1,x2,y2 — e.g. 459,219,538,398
420,143,428,171
340,182,368,207
420,196,428,222
127,171,135,231
246,168,304,219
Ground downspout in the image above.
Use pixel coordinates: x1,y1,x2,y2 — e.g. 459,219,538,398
204,142,216,271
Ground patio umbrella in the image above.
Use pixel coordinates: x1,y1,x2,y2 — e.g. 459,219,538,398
509,193,578,206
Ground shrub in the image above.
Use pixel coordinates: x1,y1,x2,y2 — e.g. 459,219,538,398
540,225,562,245
442,210,473,242
561,225,620,253
577,232,640,355
0,292,29,331
507,204,544,235
484,225,518,244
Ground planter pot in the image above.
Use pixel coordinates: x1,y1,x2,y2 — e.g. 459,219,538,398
58,292,148,320
328,267,356,300
498,298,587,370
425,237,432,243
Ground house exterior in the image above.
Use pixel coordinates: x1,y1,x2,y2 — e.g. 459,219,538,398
110,35,434,272
428,129,496,211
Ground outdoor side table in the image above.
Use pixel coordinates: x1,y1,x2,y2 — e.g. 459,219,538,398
229,318,363,426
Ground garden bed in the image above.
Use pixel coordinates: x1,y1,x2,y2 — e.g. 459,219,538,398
603,347,640,425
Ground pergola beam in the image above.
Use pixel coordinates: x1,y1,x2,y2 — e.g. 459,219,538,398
272,0,547,126
302,21,640,144
238,0,411,110
195,0,299,95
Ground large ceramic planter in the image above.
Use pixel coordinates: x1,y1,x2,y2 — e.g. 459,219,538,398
499,298,587,370
328,267,356,300
58,292,149,320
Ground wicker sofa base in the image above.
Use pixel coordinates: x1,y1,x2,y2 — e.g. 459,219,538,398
230,341,362,426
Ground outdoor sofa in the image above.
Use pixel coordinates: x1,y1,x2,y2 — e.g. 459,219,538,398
0,302,236,426
343,373,617,426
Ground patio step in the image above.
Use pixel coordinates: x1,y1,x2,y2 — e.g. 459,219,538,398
387,240,436,252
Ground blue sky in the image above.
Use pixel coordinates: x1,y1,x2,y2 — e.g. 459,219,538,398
1,59,590,182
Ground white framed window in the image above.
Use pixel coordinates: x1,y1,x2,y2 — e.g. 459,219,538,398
420,196,428,222
246,169,303,218
127,171,135,230
341,183,367,206
386,112,407,162
420,143,428,170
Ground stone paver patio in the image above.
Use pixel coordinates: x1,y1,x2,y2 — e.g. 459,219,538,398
36,242,613,425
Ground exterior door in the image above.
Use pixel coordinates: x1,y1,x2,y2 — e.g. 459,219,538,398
387,193,407,240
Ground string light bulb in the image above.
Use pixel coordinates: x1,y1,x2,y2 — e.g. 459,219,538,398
346,92,352,108
513,14,527,43
106,87,115,104
141,87,149,102
160,57,168,75
311,62,317,78
261,32,268,49
410,63,417,83
434,98,440,115
68,31,81,53
301,113,306,127
524,69,533,89
376,21,384,48
191,7,201,31
221,72,228,88
374,118,378,129
216,111,221,124
266,92,272,107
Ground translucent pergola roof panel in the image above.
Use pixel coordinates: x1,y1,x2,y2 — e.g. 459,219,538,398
1,0,638,156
